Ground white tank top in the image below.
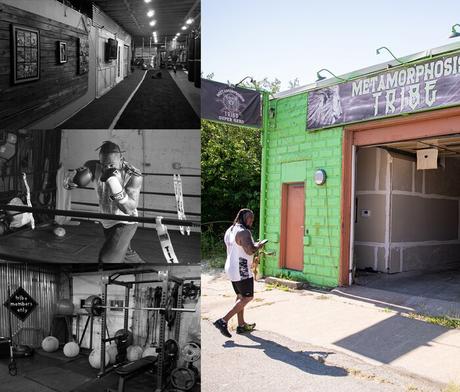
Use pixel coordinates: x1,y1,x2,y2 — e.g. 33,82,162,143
224,224,254,282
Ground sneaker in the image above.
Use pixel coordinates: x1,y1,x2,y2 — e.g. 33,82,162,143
213,318,231,338
236,323,256,334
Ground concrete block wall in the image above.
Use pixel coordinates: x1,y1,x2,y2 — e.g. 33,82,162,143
262,92,343,288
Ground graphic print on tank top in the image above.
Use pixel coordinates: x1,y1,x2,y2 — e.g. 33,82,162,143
239,257,250,279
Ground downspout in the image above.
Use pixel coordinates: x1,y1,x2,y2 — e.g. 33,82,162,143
258,91,269,276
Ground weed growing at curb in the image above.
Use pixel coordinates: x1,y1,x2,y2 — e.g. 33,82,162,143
407,313,460,329
265,282,290,291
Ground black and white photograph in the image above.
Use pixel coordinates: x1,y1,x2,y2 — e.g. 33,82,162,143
0,0,200,130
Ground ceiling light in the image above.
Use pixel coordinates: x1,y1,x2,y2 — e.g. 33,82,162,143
181,26,187,30
144,0,151,3
147,10,155,17
186,18,193,25
149,20,156,26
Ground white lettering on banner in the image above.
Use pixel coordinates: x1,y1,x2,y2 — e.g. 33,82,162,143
373,92,382,115
407,84,420,110
352,80,362,96
385,89,396,114
425,80,437,106
400,87,405,111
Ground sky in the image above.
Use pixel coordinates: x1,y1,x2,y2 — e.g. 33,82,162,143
202,0,460,91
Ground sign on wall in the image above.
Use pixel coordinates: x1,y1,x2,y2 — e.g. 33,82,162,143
3,286,38,322
202,79,262,128
307,52,460,130
11,24,40,84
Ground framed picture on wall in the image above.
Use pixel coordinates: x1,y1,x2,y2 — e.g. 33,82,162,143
78,36,89,75
11,24,40,84
58,41,67,64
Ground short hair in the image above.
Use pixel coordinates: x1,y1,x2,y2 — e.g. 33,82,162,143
233,208,254,228
96,141,124,155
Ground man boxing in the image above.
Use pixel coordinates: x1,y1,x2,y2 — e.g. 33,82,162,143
64,141,143,265
214,208,266,337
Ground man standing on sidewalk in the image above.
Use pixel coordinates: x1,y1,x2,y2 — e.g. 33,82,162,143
214,208,266,337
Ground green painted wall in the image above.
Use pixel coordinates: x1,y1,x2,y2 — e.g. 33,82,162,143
261,92,343,288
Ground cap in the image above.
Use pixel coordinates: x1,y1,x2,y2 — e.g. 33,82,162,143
95,141,125,154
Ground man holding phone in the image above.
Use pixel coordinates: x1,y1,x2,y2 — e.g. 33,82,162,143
214,208,267,337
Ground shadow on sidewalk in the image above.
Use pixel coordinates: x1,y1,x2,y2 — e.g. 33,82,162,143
334,314,448,363
223,333,348,377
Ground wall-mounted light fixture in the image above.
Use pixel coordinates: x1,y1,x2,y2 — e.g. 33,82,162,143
449,24,460,38
314,169,327,185
316,68,347,82
235,76,255,87
376,46,404,64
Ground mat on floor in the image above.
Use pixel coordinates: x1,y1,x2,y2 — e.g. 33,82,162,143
0,221,200,264
114,69,200,129
0,376,56,392
59,70,146,130
24,367,92,392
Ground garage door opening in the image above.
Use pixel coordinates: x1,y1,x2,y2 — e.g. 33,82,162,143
351,134,460,304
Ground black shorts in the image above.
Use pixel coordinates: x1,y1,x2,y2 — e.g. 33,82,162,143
231,277,254,298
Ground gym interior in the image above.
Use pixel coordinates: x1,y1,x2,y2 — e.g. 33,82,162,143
0,129,201,265
0,262,201,392
0,0,200,130
352,134,460,313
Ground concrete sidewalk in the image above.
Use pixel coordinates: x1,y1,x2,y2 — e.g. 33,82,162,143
202,269,460,387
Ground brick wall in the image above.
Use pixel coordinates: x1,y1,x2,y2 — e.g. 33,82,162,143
261,92,343,288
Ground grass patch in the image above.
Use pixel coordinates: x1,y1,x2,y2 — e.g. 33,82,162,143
205,254,226,269
315,295,329,300
265,282,290,292
407,313,460,329
444,383,460,392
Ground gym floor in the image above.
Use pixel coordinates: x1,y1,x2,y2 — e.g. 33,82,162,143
59,69,200,130
0,221,200,264
0,348,200,392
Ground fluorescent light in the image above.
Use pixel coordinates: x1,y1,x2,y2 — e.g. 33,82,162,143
147,10,155,17
149,20,156,26
186,18,193,25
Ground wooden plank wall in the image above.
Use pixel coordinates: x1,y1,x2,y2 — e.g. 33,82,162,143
0,3,89,129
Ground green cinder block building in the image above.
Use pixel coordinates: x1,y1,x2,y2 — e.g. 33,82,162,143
259,41,460,288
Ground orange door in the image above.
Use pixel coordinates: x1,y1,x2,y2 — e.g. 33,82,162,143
281,183,305,271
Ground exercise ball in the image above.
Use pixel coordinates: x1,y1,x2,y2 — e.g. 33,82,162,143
53,226,66,237
88,348,110,369
114,329,133,346
107,343,118,364
63,342,80,358
126,345,143,362
56,299,74,316
142,347,157,358
42,336,59,352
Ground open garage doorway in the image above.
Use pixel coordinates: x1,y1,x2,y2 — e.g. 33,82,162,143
351,134,460,311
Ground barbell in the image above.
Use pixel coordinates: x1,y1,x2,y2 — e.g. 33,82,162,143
83,295,195,318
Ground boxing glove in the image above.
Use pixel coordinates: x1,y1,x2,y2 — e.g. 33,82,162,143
101,169,128,204
67,167,92,188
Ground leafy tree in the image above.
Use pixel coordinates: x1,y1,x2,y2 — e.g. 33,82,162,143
201,120,261,256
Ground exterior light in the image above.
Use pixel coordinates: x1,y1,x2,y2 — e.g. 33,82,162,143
147,10,155,17
449,24,460,38
316,69,347,82
376,46,404,64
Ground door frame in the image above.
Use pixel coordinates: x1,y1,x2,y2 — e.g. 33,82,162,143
279,181,305,270
339,106,460,286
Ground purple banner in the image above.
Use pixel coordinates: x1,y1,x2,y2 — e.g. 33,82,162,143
202,79,262,128
307,52,460,130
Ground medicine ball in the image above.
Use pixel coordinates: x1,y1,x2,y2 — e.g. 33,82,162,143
41,336,59,352
88,348,110,369
142,347,157,358
107,343,118,364
63,342,79,358
126,345,143,362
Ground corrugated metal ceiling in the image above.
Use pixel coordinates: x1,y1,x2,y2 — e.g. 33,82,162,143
92,0,200,44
